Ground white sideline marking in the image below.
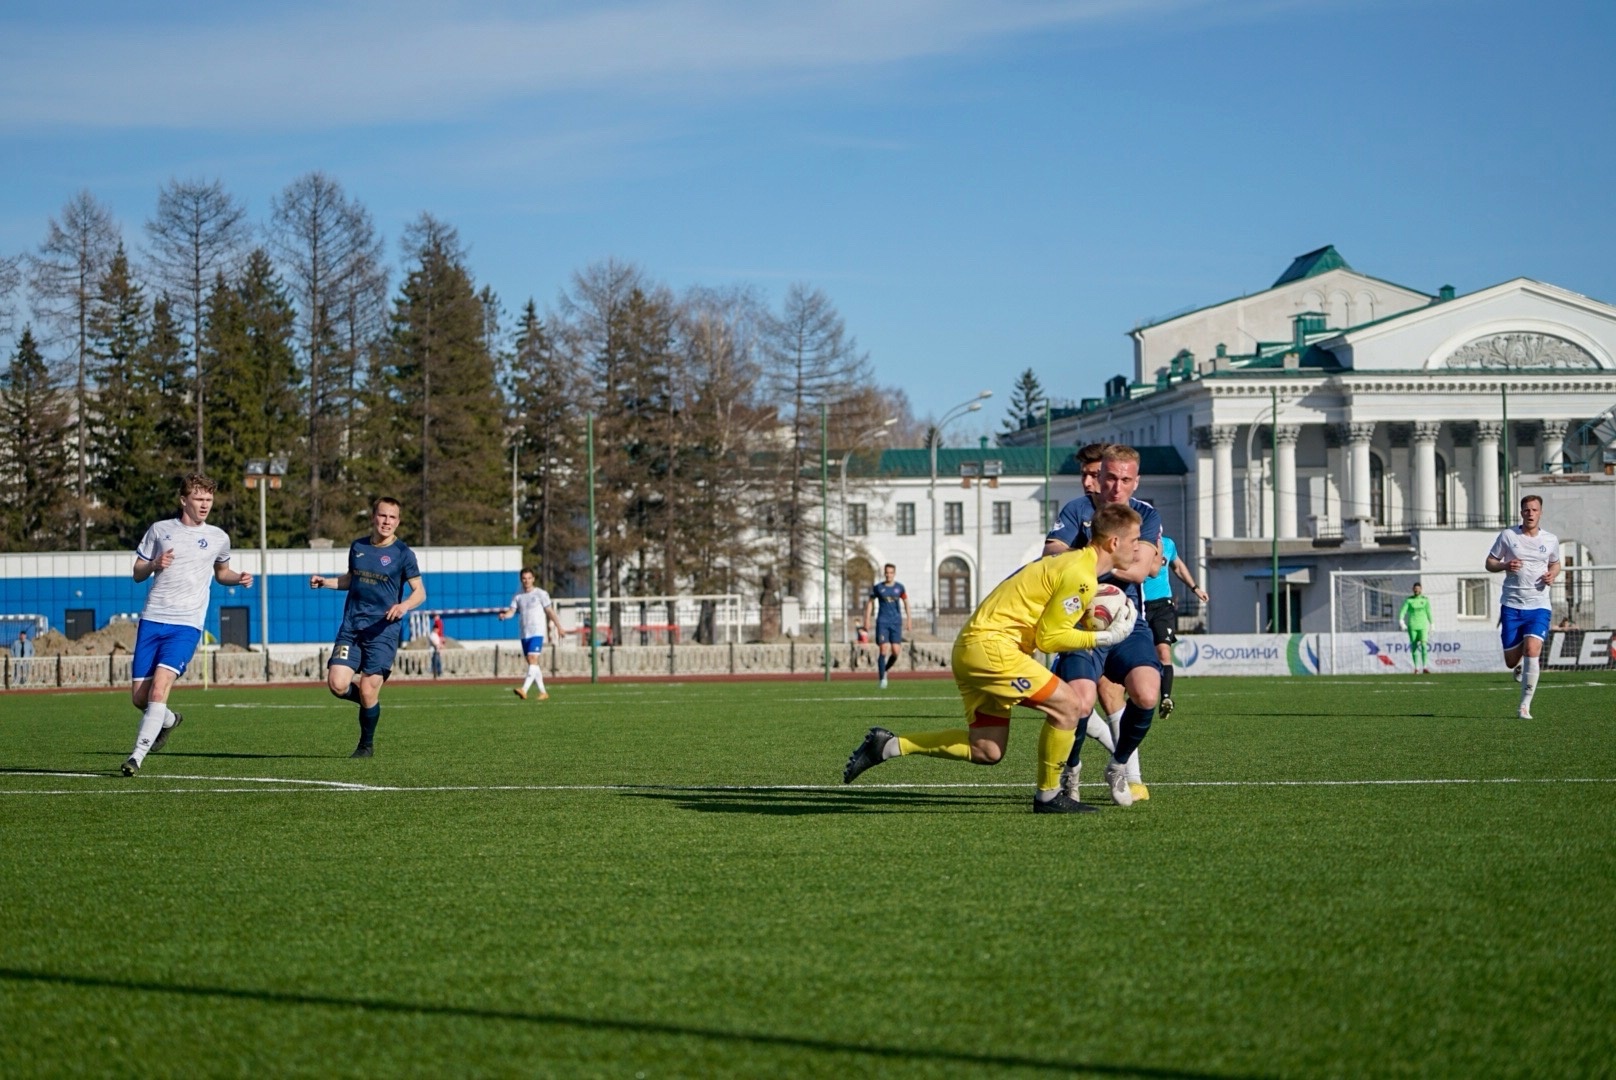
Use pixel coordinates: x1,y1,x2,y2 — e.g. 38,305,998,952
3,772,1613,797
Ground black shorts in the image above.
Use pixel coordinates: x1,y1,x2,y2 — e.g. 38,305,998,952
1144,599,1178,647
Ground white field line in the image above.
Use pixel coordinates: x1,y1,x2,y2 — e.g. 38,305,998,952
3,773,1613,797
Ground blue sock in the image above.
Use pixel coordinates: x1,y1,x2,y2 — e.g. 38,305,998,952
341,683,362,704
358,704,381,745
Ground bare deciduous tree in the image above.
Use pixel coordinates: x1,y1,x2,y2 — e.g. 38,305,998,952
29,190,120,549
144,178,250,471
268,172,382,537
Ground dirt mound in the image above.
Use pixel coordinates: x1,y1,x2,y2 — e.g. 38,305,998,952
34,621,139,656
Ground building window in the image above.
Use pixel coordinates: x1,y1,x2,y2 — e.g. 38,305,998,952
896,503,915,536
847,502,867,537
1457,578,1489,618
1359,579,1397,624
938,556,972,612
944,502,964,535
1369,452,1386,525
992,501,1012,534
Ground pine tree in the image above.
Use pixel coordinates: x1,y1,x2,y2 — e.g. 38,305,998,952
387,214,506,545
510,299,585,589
200,250,305,546
1001,367,1046,434
86,244,152,548
0,328,75,549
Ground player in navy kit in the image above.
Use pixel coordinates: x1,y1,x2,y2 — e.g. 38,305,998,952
310,497,426,757
1043,445,1163,807
864,563,911,688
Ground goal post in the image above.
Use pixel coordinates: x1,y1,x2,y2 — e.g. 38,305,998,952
1328,566,1616,674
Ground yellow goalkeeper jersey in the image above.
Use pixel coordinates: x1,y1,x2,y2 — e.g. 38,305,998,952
959,547,1107,656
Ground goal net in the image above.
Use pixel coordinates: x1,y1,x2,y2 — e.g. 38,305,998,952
1328,566,1616,674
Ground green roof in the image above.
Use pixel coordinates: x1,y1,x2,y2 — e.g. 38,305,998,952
860,446,1188,479
1272,245,1351,286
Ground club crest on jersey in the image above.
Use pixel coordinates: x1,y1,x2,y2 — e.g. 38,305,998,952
197,538,208,548
380,555,392,566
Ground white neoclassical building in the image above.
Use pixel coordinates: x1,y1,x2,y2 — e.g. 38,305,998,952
997,246,1616,633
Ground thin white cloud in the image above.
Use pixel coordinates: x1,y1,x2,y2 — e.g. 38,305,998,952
1,0,1246,131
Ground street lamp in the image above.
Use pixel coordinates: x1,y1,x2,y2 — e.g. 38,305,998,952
244,456,288,650
930,390,993,635
839,418,898,643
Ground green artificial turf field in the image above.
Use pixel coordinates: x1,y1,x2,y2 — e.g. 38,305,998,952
2,673,1613,1078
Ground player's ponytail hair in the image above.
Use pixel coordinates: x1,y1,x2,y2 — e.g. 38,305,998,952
1091,503,1142,540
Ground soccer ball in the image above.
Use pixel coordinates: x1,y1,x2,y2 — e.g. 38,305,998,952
1081,584,1130,632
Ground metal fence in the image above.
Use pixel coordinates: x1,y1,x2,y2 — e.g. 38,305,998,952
1,638,960,690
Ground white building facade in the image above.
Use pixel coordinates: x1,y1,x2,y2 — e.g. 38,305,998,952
1000,247,1616,633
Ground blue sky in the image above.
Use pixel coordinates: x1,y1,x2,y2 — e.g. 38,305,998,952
3,0,1612,442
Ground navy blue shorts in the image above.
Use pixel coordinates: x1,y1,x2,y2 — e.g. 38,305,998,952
1052,625,1162,684
875,620,903,645
329,625,402,677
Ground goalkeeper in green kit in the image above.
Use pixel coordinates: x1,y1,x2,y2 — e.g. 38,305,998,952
1399,582,1433,674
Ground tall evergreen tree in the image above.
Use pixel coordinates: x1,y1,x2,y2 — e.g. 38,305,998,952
387,214,506,545
86,243,153,547
0,328,75,550
1001,367,1046,434
199,250,305,546
510,299,585,589
29,190,120,549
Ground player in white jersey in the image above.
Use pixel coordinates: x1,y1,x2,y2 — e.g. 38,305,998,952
499,568,564,700
1485,494,1561,719
122,474,252,776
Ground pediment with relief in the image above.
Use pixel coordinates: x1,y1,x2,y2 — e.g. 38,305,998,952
1442,332,1598,370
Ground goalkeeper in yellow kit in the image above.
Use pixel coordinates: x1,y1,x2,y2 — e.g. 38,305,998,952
1399,582,1434,674
842,503,1144,813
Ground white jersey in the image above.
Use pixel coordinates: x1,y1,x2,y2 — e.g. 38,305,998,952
1488,525,1560,611
511,588,553,638
135,518,233,629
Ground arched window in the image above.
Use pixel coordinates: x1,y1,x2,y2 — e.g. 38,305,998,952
1434,453,1449,525
938,557,972,613
1369,452,1386,525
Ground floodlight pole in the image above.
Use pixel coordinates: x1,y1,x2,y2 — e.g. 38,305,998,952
1043,400,1052,533
929,392,992,636
587,412,599,684
244,456,286,650
821,404,831,682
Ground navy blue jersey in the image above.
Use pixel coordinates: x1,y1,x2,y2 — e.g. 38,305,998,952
341,536,421,636
870,581,907,623
1044,493,1162,612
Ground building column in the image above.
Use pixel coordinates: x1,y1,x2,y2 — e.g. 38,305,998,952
1541,420,1568,474
1412,421,1440,527
1211,425,1237,538
1192,425,1215,549
1476,421,1502,526
1347,422,1376,522
1323,423,1345,533
1274,425,1300,538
